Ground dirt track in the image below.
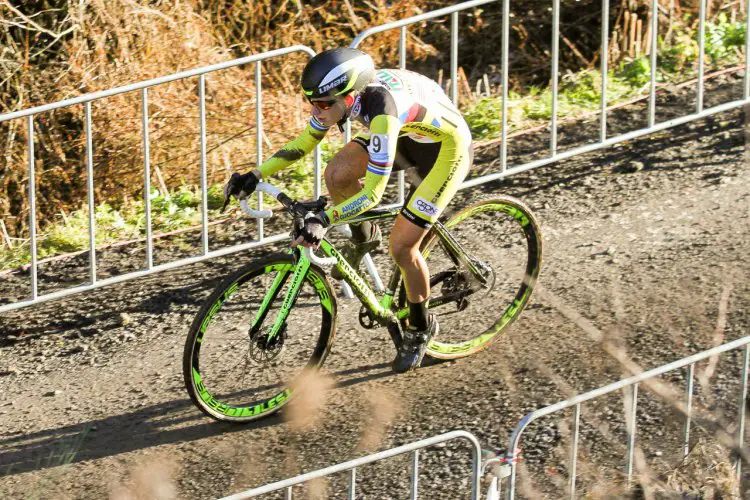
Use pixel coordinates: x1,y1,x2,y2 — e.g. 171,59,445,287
1,74,749,499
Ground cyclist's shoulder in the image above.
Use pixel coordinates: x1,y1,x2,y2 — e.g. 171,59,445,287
356,69,438,125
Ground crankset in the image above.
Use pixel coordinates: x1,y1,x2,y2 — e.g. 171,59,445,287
358,305,379,330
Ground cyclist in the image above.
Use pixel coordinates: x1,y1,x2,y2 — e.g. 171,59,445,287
225,48,473,373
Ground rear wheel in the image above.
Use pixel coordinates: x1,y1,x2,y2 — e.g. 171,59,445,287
183,253,337,422
398,196,542,359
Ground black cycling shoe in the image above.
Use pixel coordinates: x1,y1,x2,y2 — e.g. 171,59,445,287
391,314,439,374
330,224,382,280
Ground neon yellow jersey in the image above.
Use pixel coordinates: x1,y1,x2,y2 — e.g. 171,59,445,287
257,69,471,225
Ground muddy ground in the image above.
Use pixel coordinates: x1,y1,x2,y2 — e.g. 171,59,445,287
1,73,749,499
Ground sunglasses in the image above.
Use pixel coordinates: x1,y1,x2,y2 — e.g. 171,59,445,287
308,98,338,111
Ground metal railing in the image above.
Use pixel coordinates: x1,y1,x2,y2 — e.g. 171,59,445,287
2,0,749,317
0,46,318,313
491,335,750,499
218,430,483,499
351,0,750,191
456,0,750,189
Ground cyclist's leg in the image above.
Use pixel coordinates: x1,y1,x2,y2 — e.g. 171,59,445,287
390,134,472,372
393,137,473,303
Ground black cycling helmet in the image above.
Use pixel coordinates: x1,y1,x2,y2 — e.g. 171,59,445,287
301,48,375,99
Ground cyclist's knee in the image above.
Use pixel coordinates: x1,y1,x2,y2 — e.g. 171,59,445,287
324,160,354,192
389,233,419,266
324,146,366,194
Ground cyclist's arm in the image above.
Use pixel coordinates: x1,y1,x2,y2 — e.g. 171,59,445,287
321,114,400,224
256,116,330,178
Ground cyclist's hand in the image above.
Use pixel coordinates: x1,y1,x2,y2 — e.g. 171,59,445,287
222,171,260,211
292,213,328,249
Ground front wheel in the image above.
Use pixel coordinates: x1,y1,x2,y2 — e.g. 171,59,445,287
183,253,337,423
398,196,542,359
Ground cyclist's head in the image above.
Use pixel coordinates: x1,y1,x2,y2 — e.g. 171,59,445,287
302,48,374,126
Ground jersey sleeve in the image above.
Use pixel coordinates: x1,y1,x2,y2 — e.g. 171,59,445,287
322,113,401,224
257,116,330,178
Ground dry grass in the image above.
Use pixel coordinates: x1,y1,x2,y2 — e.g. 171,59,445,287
0,0,446,239
664,439,740,499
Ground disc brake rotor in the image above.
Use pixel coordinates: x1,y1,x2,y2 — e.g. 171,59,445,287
248,324,287,364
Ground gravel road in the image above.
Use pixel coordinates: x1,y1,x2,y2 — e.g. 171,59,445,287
1,74,749,499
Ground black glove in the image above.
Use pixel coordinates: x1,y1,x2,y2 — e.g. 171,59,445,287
222,171,259,211
298,213,328,246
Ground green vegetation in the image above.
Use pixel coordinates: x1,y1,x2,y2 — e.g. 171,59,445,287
462,12,747,140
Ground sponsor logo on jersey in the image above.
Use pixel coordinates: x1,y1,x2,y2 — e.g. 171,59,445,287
319,75,348,94
376,69,404,90
340,194,369,217
412,197,439,217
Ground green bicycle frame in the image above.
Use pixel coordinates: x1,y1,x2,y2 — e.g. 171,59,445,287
257,212,490,343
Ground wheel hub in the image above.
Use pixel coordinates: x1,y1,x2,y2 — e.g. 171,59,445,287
248,324,286,363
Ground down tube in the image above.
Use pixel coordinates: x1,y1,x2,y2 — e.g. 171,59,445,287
319,240,393,321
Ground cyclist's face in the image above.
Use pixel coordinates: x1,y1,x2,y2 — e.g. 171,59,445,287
309,97,344,126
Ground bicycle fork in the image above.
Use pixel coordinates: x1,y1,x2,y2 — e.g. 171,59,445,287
252,256,311,344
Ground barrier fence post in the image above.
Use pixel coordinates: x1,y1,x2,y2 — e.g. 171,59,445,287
550,0,560,156
648,0,658,127
696,0,706,112
625,383,639,486
348,467,356,499
256,60,266,240
27,115,38,300
500,0,510,173
737,344,749,482
141,88,154,270
199,74,209,255
411,450,420,498
600,0,609,141
745,0,750,99
684,362,695,456
451,12,459,106
569,403,581,498
85,102,97,285
398,26,407,204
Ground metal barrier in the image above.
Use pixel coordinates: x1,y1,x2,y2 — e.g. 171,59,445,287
0,46,318,313
351,0,750,191
4,0,750,312
218,430,483,499
488,336,750,499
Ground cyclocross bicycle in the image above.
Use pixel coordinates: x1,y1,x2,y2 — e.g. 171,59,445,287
183,182,542,422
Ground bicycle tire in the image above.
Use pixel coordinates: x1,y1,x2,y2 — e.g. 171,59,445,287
183,253,337,423
398,196,542,360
